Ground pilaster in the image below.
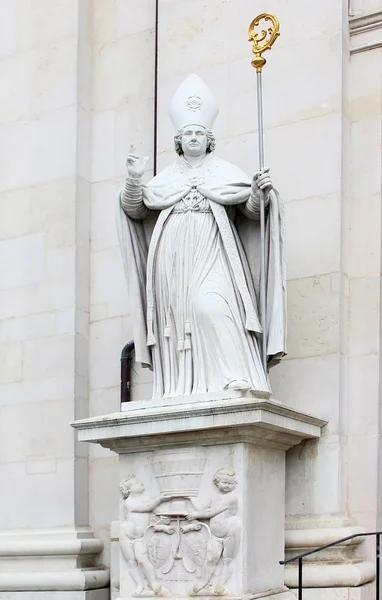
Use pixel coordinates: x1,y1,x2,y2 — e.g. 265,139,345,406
0,0,107,595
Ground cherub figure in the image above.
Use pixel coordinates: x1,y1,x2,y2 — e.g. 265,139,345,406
186,468,241,595
119,475,176,596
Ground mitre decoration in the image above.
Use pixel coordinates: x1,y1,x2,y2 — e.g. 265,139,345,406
168,74,219,131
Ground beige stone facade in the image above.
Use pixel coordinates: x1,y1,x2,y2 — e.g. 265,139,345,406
0,0,381,598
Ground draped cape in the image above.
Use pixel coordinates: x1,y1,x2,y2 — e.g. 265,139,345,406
116,155,286,369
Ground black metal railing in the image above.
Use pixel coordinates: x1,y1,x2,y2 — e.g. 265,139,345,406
280,531,381,600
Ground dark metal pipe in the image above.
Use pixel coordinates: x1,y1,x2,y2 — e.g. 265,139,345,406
377,533,380,600
153,0,159,176
121,341,135,404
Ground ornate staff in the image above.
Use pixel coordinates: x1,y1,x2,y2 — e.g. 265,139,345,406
248,13,280,372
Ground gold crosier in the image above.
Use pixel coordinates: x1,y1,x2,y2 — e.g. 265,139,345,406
248,13,280,73
247,13,280,371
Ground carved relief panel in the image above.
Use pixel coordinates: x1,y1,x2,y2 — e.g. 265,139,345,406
119,448,242,597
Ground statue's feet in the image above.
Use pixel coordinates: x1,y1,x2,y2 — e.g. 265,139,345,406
190,583,207,595
133,586,146,597
227,380,251,391
152,584,169,596
214,584,228,596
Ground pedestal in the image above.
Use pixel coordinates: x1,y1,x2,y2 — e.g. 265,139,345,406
72,392,326,600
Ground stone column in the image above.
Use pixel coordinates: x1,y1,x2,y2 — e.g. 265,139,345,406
0,1,108,597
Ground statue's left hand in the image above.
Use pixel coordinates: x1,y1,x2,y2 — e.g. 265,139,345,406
253,167,273,193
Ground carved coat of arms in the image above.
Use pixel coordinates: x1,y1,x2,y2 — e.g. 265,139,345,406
119,449,241,597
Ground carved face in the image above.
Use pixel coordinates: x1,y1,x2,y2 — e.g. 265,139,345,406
129,478,145,494
181,125,208,157
215,475,236,493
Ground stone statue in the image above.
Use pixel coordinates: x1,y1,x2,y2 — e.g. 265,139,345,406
186,468,241,595
116,74,286,399
119,475,178,596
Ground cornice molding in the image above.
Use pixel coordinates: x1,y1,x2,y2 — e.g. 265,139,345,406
350,9,382,33
349,9,382,53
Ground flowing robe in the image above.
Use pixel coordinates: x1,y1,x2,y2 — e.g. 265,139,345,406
116,154,286,399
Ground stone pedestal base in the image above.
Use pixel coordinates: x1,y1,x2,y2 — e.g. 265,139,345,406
115,592,298,600
294,582,375,600
285,517,375,589
117,441,286,596
72,392,326,600
0,526,109,596
1,592,109,600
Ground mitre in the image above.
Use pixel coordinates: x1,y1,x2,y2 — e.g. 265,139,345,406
168,74,219,131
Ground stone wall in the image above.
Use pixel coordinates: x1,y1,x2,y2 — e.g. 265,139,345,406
88,0,382,570
0,0,381,588
0,0,91,531
88,0,157,564
0,1,108,594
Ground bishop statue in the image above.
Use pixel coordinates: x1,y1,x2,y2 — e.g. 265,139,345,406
116,74,286,400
